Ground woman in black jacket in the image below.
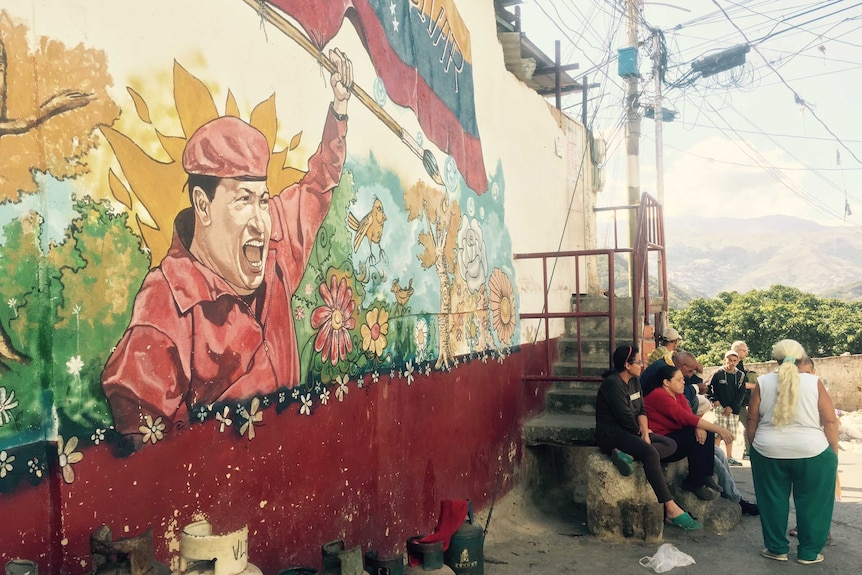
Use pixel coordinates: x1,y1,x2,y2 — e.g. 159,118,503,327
594,344,701,530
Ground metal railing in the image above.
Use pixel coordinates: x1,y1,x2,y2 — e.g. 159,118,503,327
514,192,667,382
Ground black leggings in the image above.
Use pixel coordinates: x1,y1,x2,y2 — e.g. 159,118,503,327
662,427,715,484
599,432,677,503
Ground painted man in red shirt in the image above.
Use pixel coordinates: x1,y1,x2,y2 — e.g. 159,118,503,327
102,50,353,447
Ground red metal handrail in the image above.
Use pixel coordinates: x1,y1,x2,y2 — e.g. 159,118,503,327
514,192,667,382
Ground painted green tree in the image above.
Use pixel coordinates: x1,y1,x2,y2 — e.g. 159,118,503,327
0,198,149,443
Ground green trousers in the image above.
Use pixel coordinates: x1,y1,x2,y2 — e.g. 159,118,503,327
750,446,837,561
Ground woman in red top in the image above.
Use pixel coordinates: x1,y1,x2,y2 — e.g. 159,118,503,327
644,364,734,500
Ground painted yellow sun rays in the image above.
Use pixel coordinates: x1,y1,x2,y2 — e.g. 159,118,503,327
100,61,306,267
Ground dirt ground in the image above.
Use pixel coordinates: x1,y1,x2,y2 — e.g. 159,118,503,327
477,438,862,574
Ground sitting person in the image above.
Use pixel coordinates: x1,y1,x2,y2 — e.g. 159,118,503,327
594,345,702,530
644,364,735,500
670,352,758,513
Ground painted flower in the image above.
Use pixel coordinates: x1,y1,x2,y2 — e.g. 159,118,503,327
457,216,487,293
57,435,83,484
90,428,105,445
489,268,516,346
278,391,287,404
299,393,312,416
424,363,432,376
294,306,306,321
28,457,43,478
390,367,397,380
139,415,166,445
0,450,15,478
311,275,357,366
0,387,19,426
66,355,84,376
335,374,349,402
404,360,415,385
240,398,263,439
372,371,380,384
414,318,429,361
216,406,232,433
357,376,364,389
360,307,389,357
320,388,331,405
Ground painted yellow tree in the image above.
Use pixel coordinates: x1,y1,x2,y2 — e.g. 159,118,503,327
403,181,461,369
0,11,118,200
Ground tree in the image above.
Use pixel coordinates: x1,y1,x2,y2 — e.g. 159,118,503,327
669,285,862,365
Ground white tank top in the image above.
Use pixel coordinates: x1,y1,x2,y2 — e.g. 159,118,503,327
752,371,828,459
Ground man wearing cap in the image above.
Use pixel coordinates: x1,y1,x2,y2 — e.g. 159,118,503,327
707,349,747,465
645,327,681,367
102,49,353,447
731,340,755,459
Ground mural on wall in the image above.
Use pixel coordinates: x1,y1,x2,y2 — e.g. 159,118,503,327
0,0,518,492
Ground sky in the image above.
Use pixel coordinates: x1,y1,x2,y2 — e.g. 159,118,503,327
515,0,862,228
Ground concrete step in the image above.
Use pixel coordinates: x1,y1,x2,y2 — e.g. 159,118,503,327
558,337,612,361
553,361,607,378
552,380,602,391
545,388,598,415
564,316,634,340
523,413,596,447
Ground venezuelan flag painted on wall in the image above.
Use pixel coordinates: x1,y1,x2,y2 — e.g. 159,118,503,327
266,0,487,194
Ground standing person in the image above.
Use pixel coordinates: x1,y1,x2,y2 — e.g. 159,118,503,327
708,349,747,465
731,340,755,460
748,340,839,565
102,50,354,448
646,327,681,367
594,345,702,530
644,364,734,501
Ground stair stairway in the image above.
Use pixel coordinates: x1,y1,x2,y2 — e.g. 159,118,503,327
523,295,636,447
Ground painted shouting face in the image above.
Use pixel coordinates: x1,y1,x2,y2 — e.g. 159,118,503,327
193,178,271,295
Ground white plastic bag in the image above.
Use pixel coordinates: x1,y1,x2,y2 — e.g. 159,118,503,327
639,543,696,573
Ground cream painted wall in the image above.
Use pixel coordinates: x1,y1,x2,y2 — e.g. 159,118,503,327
457,2,596,344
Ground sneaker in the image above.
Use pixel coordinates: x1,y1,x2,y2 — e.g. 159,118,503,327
798,554,824,565
761,549,788,562
742,452,750,460
728,458,743,466
682,480,717,501
610,449,634,476
740,500,760,516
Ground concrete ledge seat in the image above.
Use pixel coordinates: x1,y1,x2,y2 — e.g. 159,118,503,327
585,449,741,540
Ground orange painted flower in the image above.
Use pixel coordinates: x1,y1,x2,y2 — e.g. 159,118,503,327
311,275,356,366
489,268,515,346
361,307,389,357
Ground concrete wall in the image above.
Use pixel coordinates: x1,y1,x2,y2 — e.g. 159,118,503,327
704,354,862,412
0,1,591,573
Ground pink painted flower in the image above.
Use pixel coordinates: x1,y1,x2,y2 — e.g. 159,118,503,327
311,275,356,366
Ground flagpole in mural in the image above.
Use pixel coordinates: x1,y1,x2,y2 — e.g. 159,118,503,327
244,0,444,186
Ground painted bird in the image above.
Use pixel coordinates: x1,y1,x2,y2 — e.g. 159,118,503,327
391,277,414,306
347,197,387,263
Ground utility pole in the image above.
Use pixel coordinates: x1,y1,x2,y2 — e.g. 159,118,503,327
625,0,641,252
652,28,665,205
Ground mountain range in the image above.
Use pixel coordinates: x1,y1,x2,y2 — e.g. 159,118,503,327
663,214,862,304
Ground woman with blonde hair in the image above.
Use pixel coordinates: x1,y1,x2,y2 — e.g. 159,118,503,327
747,339,839,565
